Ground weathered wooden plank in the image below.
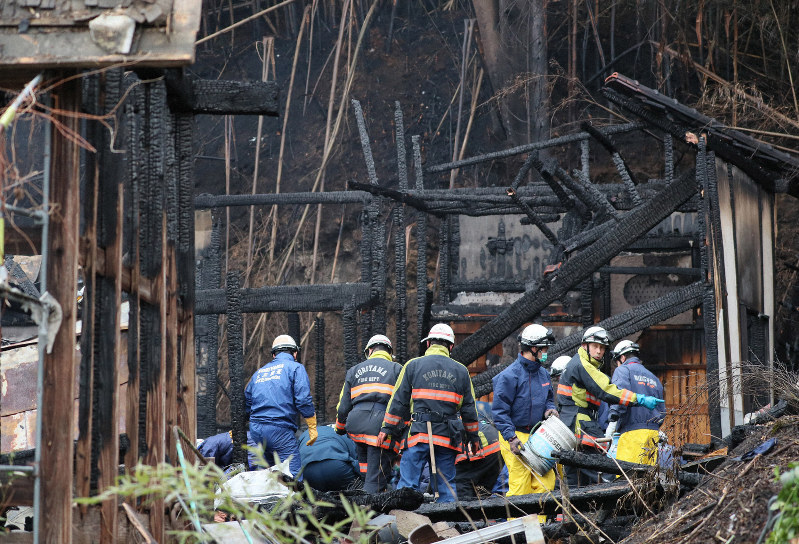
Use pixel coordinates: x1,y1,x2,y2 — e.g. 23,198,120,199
194,282,375,314
40,72,81,544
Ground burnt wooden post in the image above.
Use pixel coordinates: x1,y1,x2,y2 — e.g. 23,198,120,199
314,316,326,422
76,68,125,543
175,111,197,443
343,302,359,369
195,220,221,437
40,72,81,544
393,102,409,364
227,272,248,466
412,136,429,354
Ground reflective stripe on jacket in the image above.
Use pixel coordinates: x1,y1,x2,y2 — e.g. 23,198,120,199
334,350,402,449
381,344,480,451
556,347,636,433
245,352,315,429
492,353,556,442
608,357,665,432
456,420,501,463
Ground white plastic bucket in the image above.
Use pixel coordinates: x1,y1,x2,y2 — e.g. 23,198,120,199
518,416,578,475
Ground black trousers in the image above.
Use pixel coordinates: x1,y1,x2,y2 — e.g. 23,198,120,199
454,454,503,499
356,442,397,494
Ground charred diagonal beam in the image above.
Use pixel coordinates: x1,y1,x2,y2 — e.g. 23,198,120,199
582,121,642,206
415,480,633,521
553,450,703,487
165,69,279,116
195,283,374,314
194,191,371,208
425,122,643,173
347,180,441,215
507,187,559,247
530,154,577,209
451,173,698,366
558,164,619,219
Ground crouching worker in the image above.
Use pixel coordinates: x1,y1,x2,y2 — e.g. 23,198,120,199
606,340,666,466
454,414,503,499
492,325,559,499
335,334,403,493
298,426,360,492
245,334,318,477
377,324,481,503
197,431,258,471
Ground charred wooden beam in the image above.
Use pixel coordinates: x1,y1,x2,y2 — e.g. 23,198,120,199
195,282,375,314
226,272,248,466
194,191,371,208
553,450,703,487
582,121,642,206
451,172,698,366
394,102,409,364
415,480,633,521
598,266,701,276
164,69,279,116
413,136,430,353
507,187,559,247
425,122,643,173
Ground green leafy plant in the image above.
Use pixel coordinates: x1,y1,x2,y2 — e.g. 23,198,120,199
766,463,799,544
75,445,375,544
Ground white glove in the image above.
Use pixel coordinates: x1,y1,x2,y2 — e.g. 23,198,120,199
604,420,618,440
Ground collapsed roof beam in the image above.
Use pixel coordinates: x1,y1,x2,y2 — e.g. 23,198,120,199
450,171,698,365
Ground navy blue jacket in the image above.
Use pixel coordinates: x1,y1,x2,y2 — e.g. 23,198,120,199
245,351,315,430
491,354,556,442
198,431,258,469
608,357,666,432
299,426,359,473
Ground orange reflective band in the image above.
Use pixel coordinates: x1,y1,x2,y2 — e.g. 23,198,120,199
620,390,636,406
383,413,401,425
359,463,368,473
334,420,346,431
557,384,572,396
351,383,394,398
480,441,501,456
411,388,463,404
465,421,479,432
406,433,456,449
541,382,550,387
586,393,601,406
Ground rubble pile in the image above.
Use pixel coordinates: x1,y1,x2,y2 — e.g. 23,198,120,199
620,415,799,544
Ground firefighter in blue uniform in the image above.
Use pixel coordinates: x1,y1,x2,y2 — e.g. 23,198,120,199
556,326,663,486
197,431,258,470
245,334,318,477
298,426,360,492
606,340,666,465
377,324,481,503
334,334,403,493
492,324,559,496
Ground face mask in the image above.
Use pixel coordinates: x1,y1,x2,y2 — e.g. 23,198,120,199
539,352,548,363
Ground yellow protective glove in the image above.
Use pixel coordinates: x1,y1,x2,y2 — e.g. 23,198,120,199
305,415,318,446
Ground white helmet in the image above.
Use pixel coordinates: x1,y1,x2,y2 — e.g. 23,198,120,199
423,323,456,345
364,334,393,357
549,355,571,377
271,334,299,354
582,326,610,346
611,339,640,360
519,324,555,348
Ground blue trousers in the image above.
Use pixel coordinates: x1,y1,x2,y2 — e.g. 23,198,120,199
399,442,458,503
302,460,359,492
249,422,301,476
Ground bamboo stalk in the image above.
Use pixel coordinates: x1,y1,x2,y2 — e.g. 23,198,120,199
303,0,319,114
310,0,351,285
268,7,309,278
246,37,274,286
449,19,474,189
197,0,300,44
275,0,379,284
768,0,799,116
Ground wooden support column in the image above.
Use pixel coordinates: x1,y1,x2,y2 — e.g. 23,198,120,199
40,72,81,544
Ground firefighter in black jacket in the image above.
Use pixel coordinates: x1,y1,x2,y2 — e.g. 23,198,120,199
334,334,402,493
377,324,481,503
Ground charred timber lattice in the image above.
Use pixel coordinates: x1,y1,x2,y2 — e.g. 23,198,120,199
451,171,699,366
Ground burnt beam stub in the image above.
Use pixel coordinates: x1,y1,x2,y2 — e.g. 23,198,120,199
226,272,248,467
343,302,359,369
451,171,698,366
314,317,326,423
194,282,375,314
287,313,301,347
164,68,280,116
